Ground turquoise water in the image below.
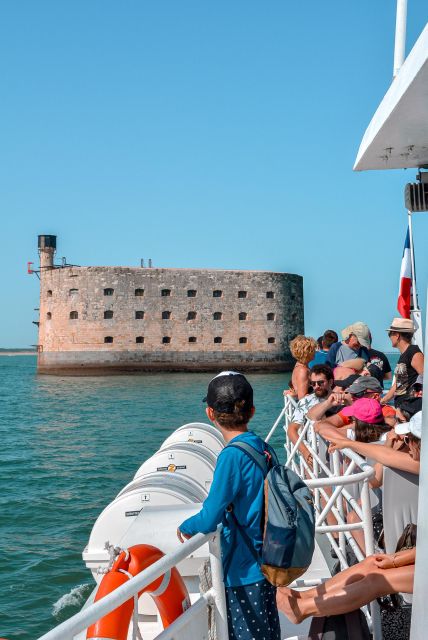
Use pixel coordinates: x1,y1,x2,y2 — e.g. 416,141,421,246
0,356,292,640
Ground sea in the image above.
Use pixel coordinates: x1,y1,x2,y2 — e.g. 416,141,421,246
0,354,398,639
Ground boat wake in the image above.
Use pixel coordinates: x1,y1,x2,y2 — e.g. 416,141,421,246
52,583,92,618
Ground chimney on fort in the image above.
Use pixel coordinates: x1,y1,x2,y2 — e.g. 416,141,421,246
38,235,57,270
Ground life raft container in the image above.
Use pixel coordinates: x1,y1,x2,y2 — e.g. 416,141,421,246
86,544,190,640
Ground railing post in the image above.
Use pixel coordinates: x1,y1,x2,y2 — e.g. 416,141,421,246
311,423,321,512
360,479,382,640
332,450,346,564
209,529,229,640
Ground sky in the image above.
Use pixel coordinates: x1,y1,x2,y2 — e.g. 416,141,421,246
1,1,427,350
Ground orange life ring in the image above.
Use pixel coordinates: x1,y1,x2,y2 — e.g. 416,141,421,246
87,544,190,640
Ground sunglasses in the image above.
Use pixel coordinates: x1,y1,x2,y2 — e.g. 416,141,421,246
311,379,327,386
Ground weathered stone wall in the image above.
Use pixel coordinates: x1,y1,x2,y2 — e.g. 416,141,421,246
37,266,304,373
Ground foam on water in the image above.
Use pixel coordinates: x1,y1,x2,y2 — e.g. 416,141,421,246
52,583,92,618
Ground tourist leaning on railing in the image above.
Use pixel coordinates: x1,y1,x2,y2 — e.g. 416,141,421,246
326,411,421,476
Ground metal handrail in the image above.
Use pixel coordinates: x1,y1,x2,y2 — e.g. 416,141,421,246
267,394,382,640
36,528,228,640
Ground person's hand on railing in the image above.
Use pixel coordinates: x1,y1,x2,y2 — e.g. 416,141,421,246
302,450,314,471
327,435,353,453
177,528,192,543
283,389,297,398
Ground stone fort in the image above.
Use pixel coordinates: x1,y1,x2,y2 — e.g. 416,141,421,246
35,235,304,374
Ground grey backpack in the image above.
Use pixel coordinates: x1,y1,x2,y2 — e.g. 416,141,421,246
228,441,315,587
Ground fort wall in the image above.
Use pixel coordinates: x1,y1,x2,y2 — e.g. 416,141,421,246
37,264,304,374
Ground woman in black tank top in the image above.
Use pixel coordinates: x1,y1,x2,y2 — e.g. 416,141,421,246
381,322,424,408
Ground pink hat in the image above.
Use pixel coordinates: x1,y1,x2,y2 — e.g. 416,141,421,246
341,398,384,424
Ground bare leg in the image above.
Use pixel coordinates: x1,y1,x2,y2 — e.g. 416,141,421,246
346,508,366,554
281,555,377,601
277,565,414,623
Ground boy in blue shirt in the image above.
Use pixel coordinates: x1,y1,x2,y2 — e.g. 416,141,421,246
177,371,281,640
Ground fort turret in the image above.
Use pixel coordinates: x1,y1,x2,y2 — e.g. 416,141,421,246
38,235,57,270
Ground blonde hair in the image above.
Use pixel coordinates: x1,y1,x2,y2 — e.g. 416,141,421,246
290,335,317,365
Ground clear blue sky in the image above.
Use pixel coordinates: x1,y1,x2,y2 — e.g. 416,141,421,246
2,1,427,350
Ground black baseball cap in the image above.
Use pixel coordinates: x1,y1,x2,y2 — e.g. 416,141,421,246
203,371,253,413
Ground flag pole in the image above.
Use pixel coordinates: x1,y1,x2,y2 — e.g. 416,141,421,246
407,210,424,350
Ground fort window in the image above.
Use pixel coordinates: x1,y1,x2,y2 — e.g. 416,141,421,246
162,336,171,344
46,312,52,320
162,311,171,320
188,336,197,343
268,337,276,344
104,336,113,344
187,290,197,297
69,288,78,295
187,311,197,320
47,290,52,297
69,311,78,320
292,313,298,321
238,291,247,299
161,289,171,297
104,310,113,319
136,336,144,344
135,311,145,319
135,288,144,296
239,312,247,321
213,290,222,298
267,313,275,321
104,288,114,296
213,312,222,320
266,291,274,299
214,336,222,344
239,337,248,344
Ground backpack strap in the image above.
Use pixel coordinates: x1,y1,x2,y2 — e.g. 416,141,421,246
226,441,271,476
222,441,272,578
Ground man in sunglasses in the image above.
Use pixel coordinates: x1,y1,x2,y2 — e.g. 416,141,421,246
288,365,335,467
309,376,396,434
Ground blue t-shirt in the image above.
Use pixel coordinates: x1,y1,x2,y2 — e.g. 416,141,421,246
309,350,328,368
179,431,275,587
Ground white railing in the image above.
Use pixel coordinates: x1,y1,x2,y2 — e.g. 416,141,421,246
36,528,228,640
36,394,383,640
267,394,382,640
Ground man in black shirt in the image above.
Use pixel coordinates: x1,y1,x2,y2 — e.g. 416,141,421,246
381,318,424,408
367,331,392,387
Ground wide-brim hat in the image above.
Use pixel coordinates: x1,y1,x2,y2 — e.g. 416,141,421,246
386,317,415,333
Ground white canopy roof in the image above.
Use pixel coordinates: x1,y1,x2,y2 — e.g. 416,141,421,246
354,23,428,171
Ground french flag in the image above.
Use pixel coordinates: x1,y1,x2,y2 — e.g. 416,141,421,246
397,228,412,319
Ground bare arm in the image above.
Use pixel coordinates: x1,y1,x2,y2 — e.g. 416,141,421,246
328,437,420,475
315,421,349,443
370,462,384,489
411,352,424,375
287,422,313,464
384,371,393,381
307,393,348,422
293,366,310,400
381,381,396,405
